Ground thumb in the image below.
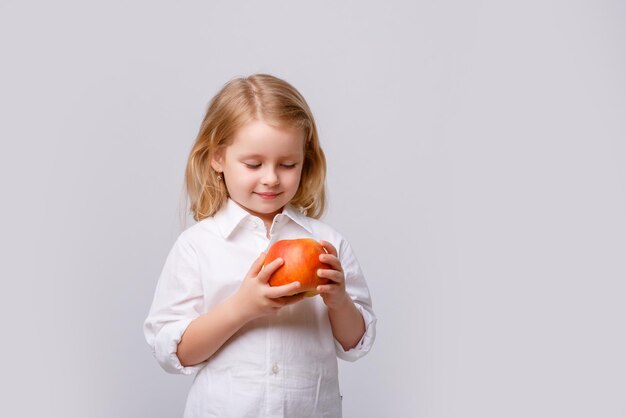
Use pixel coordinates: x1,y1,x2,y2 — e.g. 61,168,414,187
247,252,266,278
257,257,284,284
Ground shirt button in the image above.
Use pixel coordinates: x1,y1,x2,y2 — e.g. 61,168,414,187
271,364,279,374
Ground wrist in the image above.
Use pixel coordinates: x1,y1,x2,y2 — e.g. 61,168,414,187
327,293,353,313
226,293,255,325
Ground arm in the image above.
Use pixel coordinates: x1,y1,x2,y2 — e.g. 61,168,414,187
316,241,366,351
326,293,366,351
176,295,248,367
177,253,304,367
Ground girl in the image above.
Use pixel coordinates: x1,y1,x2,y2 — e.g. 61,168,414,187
144,74,376,418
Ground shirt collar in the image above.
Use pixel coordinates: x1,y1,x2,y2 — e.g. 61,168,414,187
281,203,313,234
213,198,312,239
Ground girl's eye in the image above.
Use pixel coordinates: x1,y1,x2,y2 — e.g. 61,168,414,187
242,162,297,169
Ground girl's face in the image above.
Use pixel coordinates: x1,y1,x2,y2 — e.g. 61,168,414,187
211,119,305,226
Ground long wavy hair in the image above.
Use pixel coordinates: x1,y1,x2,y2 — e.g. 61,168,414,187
185,74,327,222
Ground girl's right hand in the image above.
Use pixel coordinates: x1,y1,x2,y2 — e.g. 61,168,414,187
233,252,305,321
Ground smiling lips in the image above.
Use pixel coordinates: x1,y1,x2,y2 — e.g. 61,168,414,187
255,192,281,200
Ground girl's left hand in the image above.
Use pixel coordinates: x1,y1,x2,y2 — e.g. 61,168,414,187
316,240,351,310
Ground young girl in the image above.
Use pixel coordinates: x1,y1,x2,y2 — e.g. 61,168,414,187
144,74,376,417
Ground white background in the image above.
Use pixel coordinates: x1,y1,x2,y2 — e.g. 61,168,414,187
1,1,625,417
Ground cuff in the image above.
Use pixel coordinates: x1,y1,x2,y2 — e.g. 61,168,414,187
153,318,207,375
335,303,377,362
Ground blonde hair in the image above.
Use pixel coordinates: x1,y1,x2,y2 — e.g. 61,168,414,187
185,74,327,222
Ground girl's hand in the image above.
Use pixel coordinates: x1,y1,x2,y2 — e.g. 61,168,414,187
234,253,305,321
316,241,352,310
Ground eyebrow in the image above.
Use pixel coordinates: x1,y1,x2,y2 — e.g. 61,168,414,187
239,153,303,160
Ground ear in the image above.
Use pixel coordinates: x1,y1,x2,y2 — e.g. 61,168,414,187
210,149,224,173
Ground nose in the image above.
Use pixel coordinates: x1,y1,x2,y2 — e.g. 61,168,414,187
261,167,279,186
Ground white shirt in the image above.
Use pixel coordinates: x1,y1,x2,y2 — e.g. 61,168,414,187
144,199,376,418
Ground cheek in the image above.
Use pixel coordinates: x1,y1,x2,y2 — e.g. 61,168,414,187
288,170,304,188
234,171,257,188
224,167,254,189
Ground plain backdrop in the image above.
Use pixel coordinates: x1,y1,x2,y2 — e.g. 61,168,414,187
1,1,625,417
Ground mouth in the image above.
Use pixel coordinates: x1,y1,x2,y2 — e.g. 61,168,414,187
255,192,282,200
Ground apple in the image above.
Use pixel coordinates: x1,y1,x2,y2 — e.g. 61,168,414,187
264,238,331,297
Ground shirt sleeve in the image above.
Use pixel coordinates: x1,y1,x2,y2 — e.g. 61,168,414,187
334,237,377,362
143,235,207,375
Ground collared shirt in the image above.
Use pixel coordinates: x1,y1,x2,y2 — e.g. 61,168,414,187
144,199,376,418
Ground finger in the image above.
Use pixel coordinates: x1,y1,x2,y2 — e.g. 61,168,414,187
317,269,343,284
319,253,342,271
267,281,301,298
247,252,266,277
258,257,284,284
316,284,335,294
319,240,338,256
277,292,307,306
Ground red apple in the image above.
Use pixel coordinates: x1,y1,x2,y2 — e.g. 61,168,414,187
264,238,331,297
